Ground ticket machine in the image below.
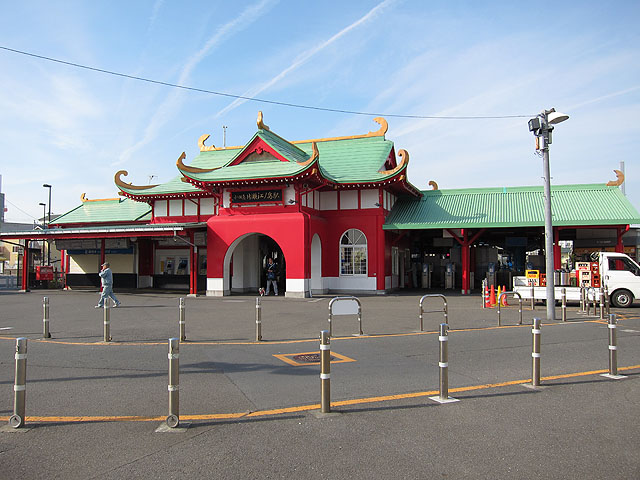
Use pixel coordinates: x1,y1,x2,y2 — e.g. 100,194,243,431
445,263,455,289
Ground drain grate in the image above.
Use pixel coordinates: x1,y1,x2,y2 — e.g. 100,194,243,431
292,353,334,363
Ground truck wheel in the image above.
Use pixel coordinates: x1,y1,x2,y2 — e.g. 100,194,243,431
611,289,633,308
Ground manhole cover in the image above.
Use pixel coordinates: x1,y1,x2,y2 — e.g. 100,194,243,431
292,353,334,363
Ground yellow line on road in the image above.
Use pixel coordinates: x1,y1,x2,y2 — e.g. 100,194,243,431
1,364,637,425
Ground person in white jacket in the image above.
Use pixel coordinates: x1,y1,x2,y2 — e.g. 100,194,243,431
95,262,121,308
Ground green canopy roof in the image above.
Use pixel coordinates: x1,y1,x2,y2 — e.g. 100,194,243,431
383,184,640,230
52,198,151,226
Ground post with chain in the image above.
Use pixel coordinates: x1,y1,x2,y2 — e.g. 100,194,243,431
561,288,567,322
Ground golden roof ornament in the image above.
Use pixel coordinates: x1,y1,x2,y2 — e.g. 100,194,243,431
257,111,270,131
198,134,216,152
606,169,625,187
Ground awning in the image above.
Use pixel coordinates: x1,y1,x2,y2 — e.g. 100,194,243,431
0,223,207,241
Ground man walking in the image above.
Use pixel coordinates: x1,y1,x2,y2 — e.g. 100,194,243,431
95,262,121,308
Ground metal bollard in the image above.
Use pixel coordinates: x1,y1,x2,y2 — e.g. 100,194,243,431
439,323,449,400
43,296,51,338
530,285,535,310
482,279,486,309
561,288,567,322
531,318,541,387
179,298,186,341
167,338,180,428
255,297,262,342
608,314,618,376
579,287,586,314
9,338,27,428
103,298,112,342
599,286,605,320
320,330,331,413
605,285,610,316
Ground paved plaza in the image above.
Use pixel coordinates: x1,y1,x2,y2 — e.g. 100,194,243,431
0,289,639,479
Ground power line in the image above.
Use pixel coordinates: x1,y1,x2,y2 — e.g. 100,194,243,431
4,198,37,221
1,45,534,120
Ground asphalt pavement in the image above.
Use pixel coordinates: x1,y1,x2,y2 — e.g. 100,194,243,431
0,289,638,479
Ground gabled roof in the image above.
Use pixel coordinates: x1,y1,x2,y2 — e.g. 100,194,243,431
116,114,420,199
383,184,640,230
52,197,151,226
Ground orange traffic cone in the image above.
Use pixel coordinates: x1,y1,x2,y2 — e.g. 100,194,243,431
489,285,496,307
496,285,502,306
501,285,509,306
484,285,491,307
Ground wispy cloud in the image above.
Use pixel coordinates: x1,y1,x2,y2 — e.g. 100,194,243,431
115,0,277,166
213,0,397,118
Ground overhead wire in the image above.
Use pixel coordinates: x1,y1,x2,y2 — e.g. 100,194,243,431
0,45,534,120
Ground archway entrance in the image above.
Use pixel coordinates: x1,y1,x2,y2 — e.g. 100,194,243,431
226,233,286,295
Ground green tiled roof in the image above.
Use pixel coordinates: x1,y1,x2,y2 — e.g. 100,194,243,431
52,198,151,225
117,174,204,196
383,184,640,230
184,133,398,184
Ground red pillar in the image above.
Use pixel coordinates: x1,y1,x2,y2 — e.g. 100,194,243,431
553,228,561,270
100,239,106,267
461,229,470,295
616,225,629,253
21,241,30,291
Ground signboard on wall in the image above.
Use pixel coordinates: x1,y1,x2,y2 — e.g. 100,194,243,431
231,189,282,204
56,239,130,250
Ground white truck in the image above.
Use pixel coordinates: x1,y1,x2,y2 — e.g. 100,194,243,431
513,252,640,308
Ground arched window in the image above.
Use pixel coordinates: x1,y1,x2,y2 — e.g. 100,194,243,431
340,229,367,275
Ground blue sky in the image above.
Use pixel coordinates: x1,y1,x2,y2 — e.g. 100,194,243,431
1,0,639,223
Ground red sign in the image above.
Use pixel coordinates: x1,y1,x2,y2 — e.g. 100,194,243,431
36,266,54,281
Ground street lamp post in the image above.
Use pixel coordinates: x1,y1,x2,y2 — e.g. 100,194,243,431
43,184,51,266
38,202,46,267
528,108,569,322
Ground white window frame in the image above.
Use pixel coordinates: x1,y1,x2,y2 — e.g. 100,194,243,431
339,229,367,276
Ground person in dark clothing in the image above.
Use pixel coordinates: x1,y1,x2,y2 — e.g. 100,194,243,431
265,257,278,296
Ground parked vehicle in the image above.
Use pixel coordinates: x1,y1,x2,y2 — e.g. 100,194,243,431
513,252,640,308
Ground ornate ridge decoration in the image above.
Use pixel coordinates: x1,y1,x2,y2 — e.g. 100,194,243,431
379,149,409,176
81,193,120,202
606,169,625,187
114,171,159,191
297,142,319,166
198,134,216,152
257,111,270,131
176,152,219,174
291,116,389,145
366,117,388,137
428,180,439,190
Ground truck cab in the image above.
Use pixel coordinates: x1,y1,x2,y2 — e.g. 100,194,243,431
601,252,640,307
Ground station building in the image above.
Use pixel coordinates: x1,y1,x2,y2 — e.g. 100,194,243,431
2,113,639,296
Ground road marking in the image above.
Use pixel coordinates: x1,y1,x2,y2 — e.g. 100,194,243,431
273,351,356,366
0,327,13,330
1,364,637,425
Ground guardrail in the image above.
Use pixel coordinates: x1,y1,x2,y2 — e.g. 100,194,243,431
418,294,448,331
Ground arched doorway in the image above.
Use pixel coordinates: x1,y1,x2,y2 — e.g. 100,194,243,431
311,234,322,294
223,233,286,295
